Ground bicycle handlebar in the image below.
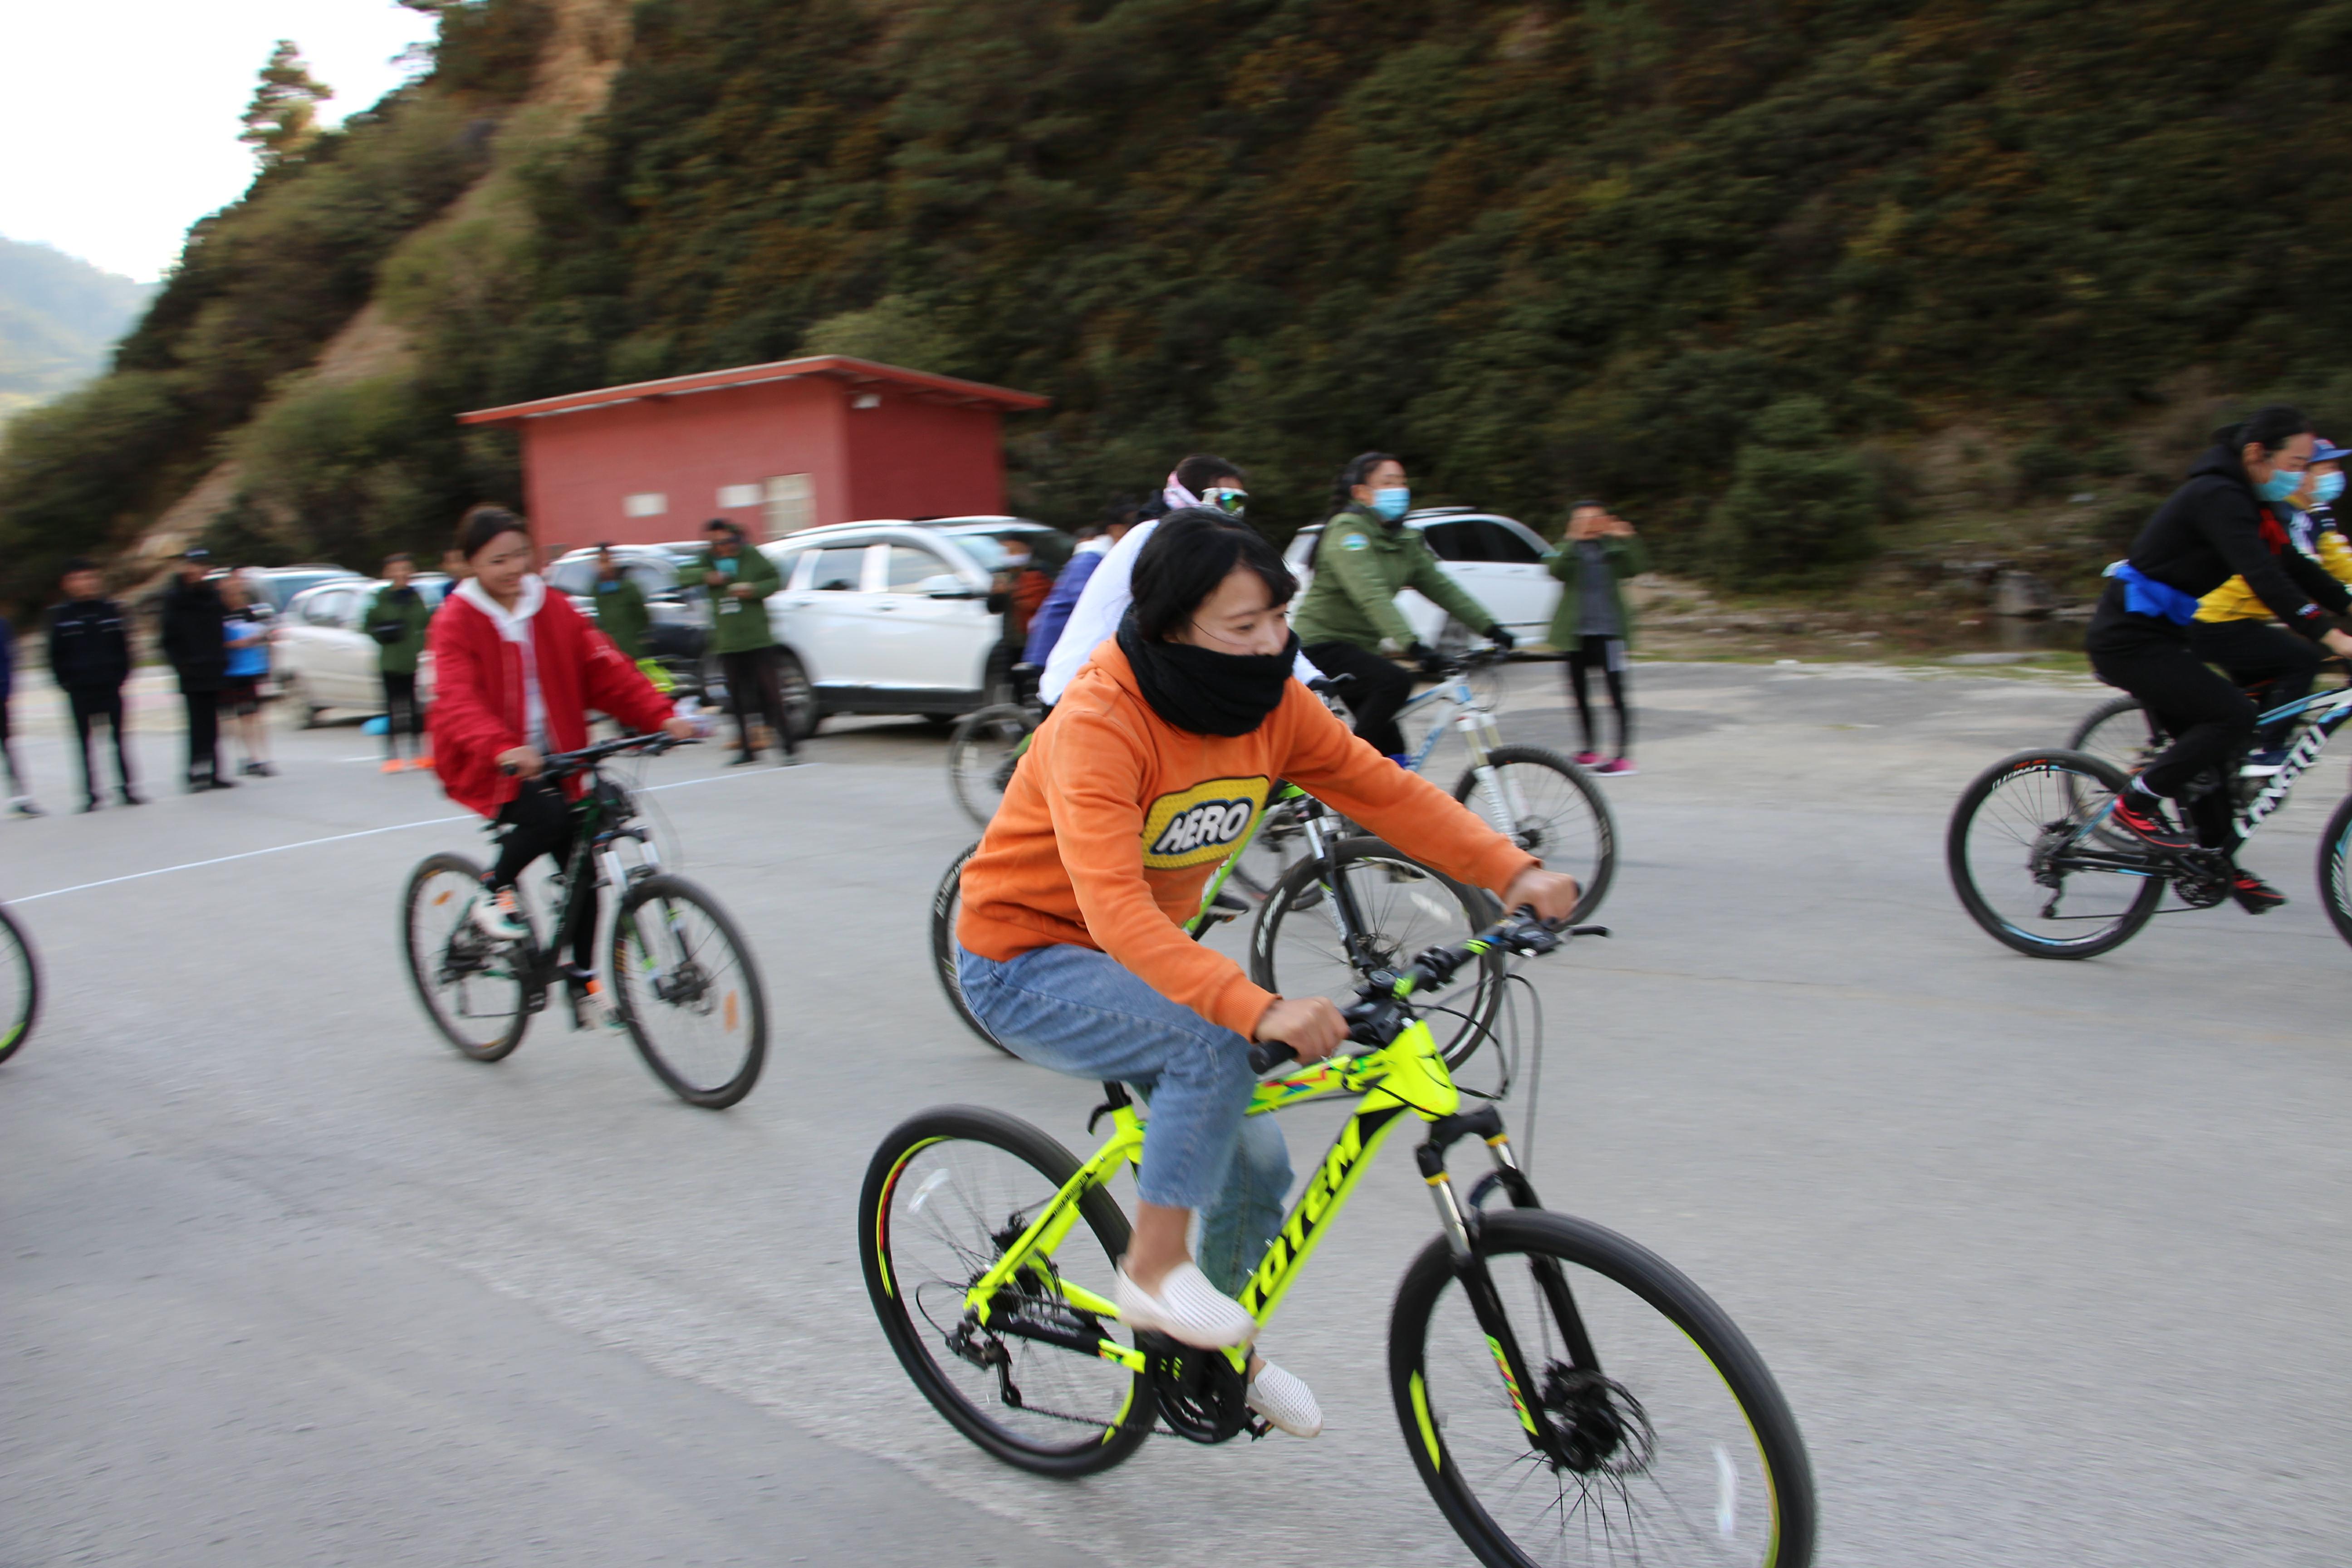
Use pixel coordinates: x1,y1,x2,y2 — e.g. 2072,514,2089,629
501,730,695,780
1245,908,1608,1074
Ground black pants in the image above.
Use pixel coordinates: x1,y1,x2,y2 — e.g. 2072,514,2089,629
382,671,425,758
2185,618,2322,750
1565,637,1632,756
182,689,220,782
1303,642,1416,756
0,697,21,798
66,688,132,801
491,779,596,974
2087,589,2251,849
720,648,794,758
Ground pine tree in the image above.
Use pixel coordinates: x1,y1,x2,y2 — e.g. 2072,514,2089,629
239,40,332,170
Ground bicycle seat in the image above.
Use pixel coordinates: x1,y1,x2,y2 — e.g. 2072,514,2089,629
1307,673,1358,695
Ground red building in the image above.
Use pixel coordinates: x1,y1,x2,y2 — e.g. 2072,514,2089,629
457,355,1051,550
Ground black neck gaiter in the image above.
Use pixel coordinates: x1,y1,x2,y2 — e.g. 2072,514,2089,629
1116,617,1296,737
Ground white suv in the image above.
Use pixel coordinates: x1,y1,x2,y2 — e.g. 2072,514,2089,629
274,576,449,725
760,519,1060,728
1283,508,1560,653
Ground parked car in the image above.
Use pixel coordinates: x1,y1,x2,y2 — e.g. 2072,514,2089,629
543,544,709,693
1282,507,1559,653
243,564,364,613
756,519,1063,728
273,576,447,725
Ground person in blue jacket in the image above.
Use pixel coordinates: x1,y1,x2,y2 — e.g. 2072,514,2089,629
1022,499,1145,693
0,610,43,817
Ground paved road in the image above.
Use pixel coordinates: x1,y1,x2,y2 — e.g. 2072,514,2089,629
2,662,2348,1566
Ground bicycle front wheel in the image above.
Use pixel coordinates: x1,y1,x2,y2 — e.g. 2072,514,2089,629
859,1107,1150,1477
0,902,39,1067
402,852,533,1061
947,703,1034,830
1250,836,1500,1068
2317,793,2352,950
610,873,768,1108
932,843,1011,1054
1454,746,1616,921
1390,1208,1816,1568
1947,748,2165,958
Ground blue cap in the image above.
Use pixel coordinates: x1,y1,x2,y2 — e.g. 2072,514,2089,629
2313,436,2352,463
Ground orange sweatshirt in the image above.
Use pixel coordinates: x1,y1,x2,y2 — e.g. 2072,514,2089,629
957,639,1539,1037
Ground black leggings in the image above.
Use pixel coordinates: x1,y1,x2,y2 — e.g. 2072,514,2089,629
491,779,597,973
1302,641,1416,756
2087,592,2253,850
382,671,425,758
66,689,132,800
0,697,21,797
182,689,220,781
2185,617,2323,749
721,648,794,758
1565,637,1632,756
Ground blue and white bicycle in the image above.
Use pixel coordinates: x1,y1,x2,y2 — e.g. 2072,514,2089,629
1947,678,2352,956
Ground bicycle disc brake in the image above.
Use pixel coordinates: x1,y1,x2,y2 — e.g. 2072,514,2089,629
1536,1365,1656,1477
1142,1331,1259,1443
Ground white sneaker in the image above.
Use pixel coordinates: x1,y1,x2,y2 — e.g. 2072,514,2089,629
1247,1359,1323,1438
469,886,529,944
1115,1261,1258,1349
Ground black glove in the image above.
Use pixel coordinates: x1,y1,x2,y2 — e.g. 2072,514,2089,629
1487,626,1516,652
1405,641,1445,676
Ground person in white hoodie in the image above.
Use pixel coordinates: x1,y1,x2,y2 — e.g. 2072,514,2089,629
1039,455,1323,706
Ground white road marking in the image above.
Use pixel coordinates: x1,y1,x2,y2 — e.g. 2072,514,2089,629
8,761,817,903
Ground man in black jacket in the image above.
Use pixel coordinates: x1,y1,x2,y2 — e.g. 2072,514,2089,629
2087,405,2352,910
48,559,140,811
158,548,232,792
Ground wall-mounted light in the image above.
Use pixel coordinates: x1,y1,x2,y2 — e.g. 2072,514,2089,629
851,392,882,410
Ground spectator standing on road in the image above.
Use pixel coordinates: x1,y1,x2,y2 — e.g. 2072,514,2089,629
1548,500,1649,777
48,559,139,812
0,611,42,817
159,549,232,792
429,505,694,1028
691,518,797,765
218,575,276,779
366,553,435,774
1292,452,1514,760
587,544,650,661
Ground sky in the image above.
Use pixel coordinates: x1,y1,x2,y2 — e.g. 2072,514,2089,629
0,1,440,283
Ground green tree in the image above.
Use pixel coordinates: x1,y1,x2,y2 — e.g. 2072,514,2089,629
240,40,332,170
1702,398,1883,588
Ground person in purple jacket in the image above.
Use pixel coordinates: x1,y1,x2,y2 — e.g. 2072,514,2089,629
1021,497,1145,696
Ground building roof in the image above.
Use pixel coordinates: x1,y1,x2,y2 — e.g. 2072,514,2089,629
457,355,1050,426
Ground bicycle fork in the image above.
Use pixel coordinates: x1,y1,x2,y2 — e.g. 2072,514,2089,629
1418,1106,1595,1472
1458,714,1535,842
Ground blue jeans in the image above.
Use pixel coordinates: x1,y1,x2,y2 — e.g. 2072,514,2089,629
957,944,1292,1297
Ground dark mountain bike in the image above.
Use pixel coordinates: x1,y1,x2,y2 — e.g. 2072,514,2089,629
401,733,769,1107
0,902,38,1068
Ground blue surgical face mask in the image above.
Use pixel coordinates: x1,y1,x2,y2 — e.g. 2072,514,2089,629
1370,486,1411,522
2314,471,2346,505
2258,468,2303,503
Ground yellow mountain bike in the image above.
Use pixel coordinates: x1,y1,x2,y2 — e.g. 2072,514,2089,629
861,911,1815,1568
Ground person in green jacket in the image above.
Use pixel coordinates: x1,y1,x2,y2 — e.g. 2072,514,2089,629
1292,451,1514,757
1547,500,1650,776
690,518,796,763
365,553,435,772
588,544,650,659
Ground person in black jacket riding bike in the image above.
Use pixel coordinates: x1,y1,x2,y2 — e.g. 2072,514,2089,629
2088,405,2352,911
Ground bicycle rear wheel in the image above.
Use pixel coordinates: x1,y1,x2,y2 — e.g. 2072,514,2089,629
1250,836,1501,1068
610,873,767,1108
402,852,534,1061
0,902,39,1067
1947,748,2166,958
932,843,1011,1054
1454,746,1615,921
2067,694,2169,778
948,704,1034,830
1229,791,1315,900
859,1107,1150,1477
1390,1208,1815,1568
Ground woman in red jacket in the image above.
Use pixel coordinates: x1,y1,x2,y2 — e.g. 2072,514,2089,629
429,506,692,1020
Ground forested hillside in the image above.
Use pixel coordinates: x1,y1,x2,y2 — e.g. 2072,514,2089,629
9,0,2352,612
0,239,151,426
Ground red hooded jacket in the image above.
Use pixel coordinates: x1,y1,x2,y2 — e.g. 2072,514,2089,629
428,578,676,818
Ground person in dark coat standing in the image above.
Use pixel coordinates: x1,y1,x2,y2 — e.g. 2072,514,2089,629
48,558,139,811
0,609,42,817
158,548,232,791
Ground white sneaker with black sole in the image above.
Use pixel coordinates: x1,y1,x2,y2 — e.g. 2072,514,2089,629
1115,1261,1258,1349
1247,1360,1323,1437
